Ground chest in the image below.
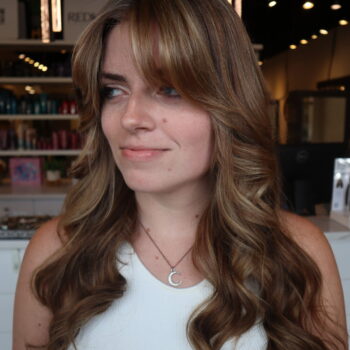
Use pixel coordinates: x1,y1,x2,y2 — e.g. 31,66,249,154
70,245,267,350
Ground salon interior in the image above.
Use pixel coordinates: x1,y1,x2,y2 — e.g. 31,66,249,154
0,0,349,348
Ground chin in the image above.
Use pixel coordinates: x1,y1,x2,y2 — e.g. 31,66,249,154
121,175,166,193
120,172,183,194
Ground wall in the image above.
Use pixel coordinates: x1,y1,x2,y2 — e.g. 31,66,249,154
262,24,350,143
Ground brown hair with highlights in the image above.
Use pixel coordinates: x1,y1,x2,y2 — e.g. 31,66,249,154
32,0,345,349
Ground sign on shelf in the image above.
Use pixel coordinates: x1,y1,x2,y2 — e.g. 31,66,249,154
64,0,109,43
0,0,18,40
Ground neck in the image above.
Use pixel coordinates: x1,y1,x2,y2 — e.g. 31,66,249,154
134,183,211,243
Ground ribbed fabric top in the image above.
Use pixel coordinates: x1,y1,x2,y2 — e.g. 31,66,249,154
69,242,268,350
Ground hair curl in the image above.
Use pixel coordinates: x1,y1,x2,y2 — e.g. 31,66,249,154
32,0,345,349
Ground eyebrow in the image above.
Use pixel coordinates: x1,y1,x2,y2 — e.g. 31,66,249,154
101,72,127,83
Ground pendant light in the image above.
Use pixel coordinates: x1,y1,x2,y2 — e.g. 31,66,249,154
302,1,314,10
331,1,342,10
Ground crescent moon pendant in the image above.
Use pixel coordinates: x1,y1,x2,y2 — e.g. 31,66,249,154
168,269,182,287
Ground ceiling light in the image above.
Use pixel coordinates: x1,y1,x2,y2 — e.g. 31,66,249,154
302,1,314,10
331,1,342,10
24,57,30,62
268,1,277,7
339,19,348,26
339,86,346,91
25,85,32,91
18,54,25,60
319,29,328,35
311,34,318,39
300,39,308,44
258,61,263,66
289,44,297,50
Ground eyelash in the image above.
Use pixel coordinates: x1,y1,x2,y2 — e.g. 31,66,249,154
101,86,123,100
100,85,181,101
158,86,181,98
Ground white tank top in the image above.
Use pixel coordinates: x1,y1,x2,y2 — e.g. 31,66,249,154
69,242,267,350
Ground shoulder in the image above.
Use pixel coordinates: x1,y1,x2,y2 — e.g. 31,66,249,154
20,217,66,274
279,211,347,347
279,210,339,280
13,217,65,349
279,210,331,260
28,216,65,260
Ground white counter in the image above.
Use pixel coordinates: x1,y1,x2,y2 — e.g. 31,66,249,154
309,215,350,238
0,240,29,249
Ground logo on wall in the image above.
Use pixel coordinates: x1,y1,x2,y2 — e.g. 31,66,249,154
0,9,5,25
67,12,96,23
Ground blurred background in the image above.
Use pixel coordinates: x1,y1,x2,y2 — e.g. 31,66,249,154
0,0,349,217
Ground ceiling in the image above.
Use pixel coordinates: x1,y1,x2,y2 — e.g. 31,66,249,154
241,0,350,60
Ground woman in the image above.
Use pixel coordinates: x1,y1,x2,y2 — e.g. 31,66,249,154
13,0,347,349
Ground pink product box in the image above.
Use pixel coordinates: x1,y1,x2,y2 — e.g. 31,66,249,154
9,158,43,186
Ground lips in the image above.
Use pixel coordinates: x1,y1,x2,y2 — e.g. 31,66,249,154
120,146,168,160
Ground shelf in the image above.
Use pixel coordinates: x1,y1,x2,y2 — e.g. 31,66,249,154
0,114,79,120
0,77,72,84
0,39,74,48
0,184,71,199
0,150,81,156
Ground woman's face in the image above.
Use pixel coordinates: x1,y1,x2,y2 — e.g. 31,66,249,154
101,22,213,195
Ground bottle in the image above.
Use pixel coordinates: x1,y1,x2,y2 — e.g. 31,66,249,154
39,94,48,114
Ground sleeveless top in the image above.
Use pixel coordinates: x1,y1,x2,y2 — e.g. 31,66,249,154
68,242,268,350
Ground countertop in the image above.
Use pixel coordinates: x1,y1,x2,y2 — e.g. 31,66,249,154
308,215,350,241
1,216,349,250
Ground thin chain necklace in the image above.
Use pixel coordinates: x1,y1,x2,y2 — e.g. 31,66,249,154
139,222,192,288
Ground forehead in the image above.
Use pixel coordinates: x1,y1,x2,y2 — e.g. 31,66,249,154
102,22,134,72
102,20,166,87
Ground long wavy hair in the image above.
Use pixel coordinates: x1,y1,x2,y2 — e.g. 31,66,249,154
32,0,344,349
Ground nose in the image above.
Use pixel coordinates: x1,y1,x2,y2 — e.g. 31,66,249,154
121,93,156,133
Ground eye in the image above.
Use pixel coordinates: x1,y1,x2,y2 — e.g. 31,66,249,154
159,86,181,98
101,86,123,100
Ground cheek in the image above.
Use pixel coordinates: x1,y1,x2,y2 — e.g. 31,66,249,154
100,111,115,143
181,116,213,164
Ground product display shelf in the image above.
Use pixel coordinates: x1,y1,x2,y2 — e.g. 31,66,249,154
0,150,81,156
0,39,81,195
0,39,74,48
0,77,72,84
0,114,78,120
0,184,71,199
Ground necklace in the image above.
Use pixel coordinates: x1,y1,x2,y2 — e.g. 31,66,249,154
139,222,192,288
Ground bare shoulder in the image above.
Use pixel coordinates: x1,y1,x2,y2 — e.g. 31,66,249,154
279,210,331,258
13,217,65,350
18,216,65,280
27,216,65,261
279,211,341,291
280,211,348,347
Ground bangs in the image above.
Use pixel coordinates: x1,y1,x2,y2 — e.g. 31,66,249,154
127,0,219,105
